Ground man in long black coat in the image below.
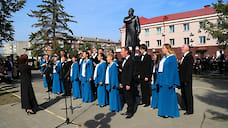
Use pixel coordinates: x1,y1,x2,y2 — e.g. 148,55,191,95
138,44,152,107
119,47,135,119
60,56,72,96
179,44,194,115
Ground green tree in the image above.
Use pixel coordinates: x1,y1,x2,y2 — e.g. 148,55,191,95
0,0,26,45
28,0,77,53
204,0,228,50
29,42,45,57
80,42,92,51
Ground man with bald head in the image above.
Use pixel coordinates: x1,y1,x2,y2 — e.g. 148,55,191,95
179,44,194,115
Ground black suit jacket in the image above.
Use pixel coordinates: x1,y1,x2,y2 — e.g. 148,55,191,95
119,56,134,87
138,53,152,82
179,52,194,83
61,61,72,80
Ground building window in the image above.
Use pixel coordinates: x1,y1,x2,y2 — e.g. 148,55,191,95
145,41,150,47
156,27,161,34
184,23,189,31
157,40,162,46
200,21,206,29
145,29,149,35
170,39,175,46
169,25,175,33
200,36,206,44
184,38,189,45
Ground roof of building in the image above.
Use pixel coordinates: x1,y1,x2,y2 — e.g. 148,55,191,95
121,6,217,29
56,35,117,44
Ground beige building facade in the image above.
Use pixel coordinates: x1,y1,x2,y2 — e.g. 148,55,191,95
120,6,228,60
2,41,32,57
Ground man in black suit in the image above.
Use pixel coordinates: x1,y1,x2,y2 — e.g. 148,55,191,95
119,47,135,119
138,44,152,107
179,44,194,115
60,56,72,96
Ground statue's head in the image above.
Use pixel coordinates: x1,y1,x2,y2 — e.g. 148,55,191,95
128,8,134,16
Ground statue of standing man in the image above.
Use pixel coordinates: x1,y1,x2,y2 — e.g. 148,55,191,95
123,8,141,56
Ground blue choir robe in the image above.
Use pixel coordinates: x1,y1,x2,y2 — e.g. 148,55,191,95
52,61,61,94
94,62,108,106
80,59,94,103
106,63,122,112
114,59,118,65
156,55,180,118
151,84,159,108
71,62,81,98
151,66,159,109
57,61,64,93
40,59,48,88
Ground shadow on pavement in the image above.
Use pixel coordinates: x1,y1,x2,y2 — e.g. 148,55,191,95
195,91,228,110
84,112,116,128
206,109,228,121
38,96,64,111
0,84,19,91
0,90,19,96
200,78,228,90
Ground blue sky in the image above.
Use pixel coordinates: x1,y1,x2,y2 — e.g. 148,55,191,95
3,0,220,45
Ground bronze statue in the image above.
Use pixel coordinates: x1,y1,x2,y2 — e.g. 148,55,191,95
123,8,141,55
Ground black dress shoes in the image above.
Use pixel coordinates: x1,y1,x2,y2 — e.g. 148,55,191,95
184,112,193,115
121,112,129,115
125,114,133,119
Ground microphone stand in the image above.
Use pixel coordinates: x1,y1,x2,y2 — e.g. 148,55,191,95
55,81,80,128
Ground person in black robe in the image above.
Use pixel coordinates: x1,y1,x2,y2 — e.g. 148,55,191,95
60,56,72,96
18,54,38,114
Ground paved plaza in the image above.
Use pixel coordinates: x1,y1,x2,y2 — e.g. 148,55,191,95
0,70,228,128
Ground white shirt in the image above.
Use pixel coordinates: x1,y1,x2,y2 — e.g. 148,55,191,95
81,60,87,77
141,52,147,61
180,51,189,64
93,61,104,80
53,61,59,74
122,55,130,68
151,65,156,84
79,58,83,65
158,54,174,73
70,62,75,77
92,53,97,59
105,64,111,84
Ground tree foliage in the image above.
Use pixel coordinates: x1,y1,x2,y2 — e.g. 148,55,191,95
80,42,92,51
0,0,26,45
28,0,77,53
204,0,228,50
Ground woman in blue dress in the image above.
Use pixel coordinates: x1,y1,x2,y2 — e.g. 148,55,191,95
105,53,122,112
71,56,81,99
52,56,61,94
40,54,48,88
156,44,180,118
80,51,94,103
150,51,161,110
94,53,108,107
